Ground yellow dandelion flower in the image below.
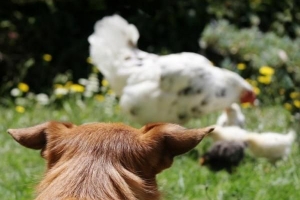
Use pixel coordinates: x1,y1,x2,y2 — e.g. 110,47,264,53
257,75,272,84
284,103,292,111
95,94,105,102
101,79,109,87
294,100,300,108
237,63,246,70
92,66,100,73
15,105,25,113
290,92,300,99
241,102,251,108
259,66,275,76
86,57,93,64
18,82,29,92
54,84,64,88
56,94,63,99
65,81,73,88
70,84,85,93
43,54,52,62
107,89,114,95
253,87,260,95
246,79,258,87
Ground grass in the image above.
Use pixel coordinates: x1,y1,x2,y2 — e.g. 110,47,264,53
0,97,299,200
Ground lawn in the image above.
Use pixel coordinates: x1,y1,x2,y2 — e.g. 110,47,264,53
0,98,299,200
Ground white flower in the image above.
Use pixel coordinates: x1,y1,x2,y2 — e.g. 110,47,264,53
36,93,50,105
78,78,88,86
11,88,21,97
83,91,93,98
86,84,99,93
54,88,68,96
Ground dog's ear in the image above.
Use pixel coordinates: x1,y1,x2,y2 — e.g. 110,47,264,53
142,123,214,157
7,121,75,150
164,125,214,156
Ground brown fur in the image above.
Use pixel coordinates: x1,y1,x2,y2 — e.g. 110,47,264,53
7,121,213,200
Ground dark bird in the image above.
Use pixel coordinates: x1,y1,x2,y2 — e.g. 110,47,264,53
200,141,246,173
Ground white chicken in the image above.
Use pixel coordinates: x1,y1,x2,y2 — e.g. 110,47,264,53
216,103,245,128
88,15,256,124
245,130,296,163
209,126,248,142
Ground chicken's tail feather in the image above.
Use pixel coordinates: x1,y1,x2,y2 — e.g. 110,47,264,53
88,15,139,74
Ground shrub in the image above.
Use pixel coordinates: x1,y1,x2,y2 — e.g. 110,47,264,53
0,0,209,96
200,20,300,115
206,0,299,38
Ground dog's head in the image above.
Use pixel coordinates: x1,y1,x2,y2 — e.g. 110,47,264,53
8,121,213,199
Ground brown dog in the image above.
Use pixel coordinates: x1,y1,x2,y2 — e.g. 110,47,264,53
8,121,213,200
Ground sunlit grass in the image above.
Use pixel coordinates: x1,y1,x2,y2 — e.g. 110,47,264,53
160,106,299,200
0,98,298,200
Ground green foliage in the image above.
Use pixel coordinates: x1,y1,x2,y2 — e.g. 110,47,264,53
1,0,299,116
0,0,208,96
206,0,299,37
200,20,300,114
0,0,104,95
